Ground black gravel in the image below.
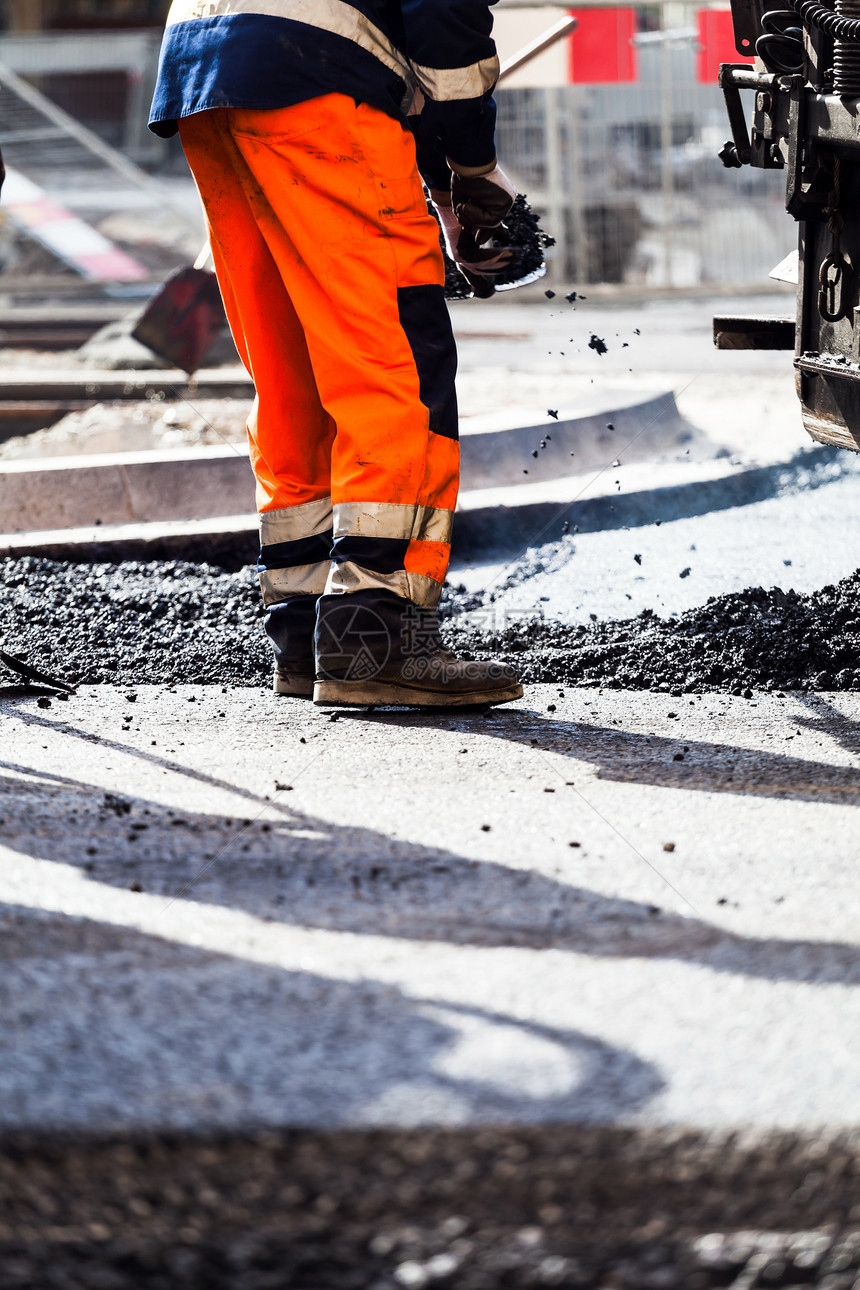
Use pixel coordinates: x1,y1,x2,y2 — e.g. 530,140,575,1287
1,1126,859,1289
444,574,860,693
3,555,860,692
0,557,268,688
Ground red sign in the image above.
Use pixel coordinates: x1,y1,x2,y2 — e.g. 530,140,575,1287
696,8,754,83
568,8,638,84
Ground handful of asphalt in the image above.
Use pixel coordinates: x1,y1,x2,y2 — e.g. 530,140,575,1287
2,554,859,693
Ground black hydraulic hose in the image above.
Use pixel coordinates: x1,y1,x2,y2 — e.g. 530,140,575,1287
786,0,860,41
756,9,804,74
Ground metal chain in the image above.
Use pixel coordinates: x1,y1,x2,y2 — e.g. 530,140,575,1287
819,156,852,323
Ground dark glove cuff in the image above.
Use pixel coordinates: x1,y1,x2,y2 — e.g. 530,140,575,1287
420,93,497,173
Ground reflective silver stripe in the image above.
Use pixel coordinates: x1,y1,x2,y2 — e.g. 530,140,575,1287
259,496,333,547
260,562,329,606
326,561,442,607
333,501,453,545
410,55,499,102
166,0,414,89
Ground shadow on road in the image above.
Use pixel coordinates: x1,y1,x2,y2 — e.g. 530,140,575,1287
0,900,662,1129
1,710,857,984
341,702,860,807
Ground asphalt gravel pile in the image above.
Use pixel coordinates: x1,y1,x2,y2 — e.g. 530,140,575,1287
445,571,860,694
3,555,860,692
1,1127,858,1289
0,557,268,688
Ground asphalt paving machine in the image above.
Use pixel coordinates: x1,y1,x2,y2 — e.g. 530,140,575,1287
714,0,860,451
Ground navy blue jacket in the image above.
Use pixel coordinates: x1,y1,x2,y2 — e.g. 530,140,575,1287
149,0,499,172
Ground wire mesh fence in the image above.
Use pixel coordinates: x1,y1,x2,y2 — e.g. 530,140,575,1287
495,34,791,288
0,52,201,289
0,9,793,291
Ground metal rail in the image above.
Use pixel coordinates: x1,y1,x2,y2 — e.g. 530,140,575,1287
0,61,199,232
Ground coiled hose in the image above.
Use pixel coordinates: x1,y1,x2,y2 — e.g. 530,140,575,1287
756,0,860,91
756,10,805,73
785,0,860,41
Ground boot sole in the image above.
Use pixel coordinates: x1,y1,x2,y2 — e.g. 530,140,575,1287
313,679,524,708
273,672,314,698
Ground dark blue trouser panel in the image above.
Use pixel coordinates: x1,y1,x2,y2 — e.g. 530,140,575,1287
397,284,459,441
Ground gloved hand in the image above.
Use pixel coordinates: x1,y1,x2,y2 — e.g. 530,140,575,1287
430,189,509,271
449,160,518,231
430,162,518,296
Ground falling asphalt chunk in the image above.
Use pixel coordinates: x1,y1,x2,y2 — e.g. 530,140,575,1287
547,409,559,420
633,554,642,566
680,567,692,579
589,334,608,355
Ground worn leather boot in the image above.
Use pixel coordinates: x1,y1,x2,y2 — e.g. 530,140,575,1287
313,591,522,708
268,593,316,697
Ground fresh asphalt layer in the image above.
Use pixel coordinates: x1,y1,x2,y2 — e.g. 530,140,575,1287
453,457,860,626
2,683,859,1134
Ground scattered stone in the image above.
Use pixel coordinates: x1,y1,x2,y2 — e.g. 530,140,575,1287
0,1131,858,1289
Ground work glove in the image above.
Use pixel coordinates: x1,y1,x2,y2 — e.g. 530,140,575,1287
450,161,518,231
430,162,518,295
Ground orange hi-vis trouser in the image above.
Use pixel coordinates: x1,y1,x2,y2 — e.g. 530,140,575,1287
179,94,460,665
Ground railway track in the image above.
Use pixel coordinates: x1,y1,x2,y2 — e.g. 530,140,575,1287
0,368,255,438
0,307,129,350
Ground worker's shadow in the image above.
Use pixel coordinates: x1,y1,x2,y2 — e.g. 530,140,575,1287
1,714,859,987
0,696,667,1125
0,898,662,1127
334,696,860,806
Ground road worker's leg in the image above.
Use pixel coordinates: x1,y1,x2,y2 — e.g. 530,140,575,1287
215,96,460,667
179,110,335,694
182,96,519,705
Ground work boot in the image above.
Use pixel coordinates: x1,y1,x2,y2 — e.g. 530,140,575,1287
267,593,316,697
313,591,523,708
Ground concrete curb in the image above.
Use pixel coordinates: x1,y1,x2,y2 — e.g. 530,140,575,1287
0,390,684,534
0,514,259,569
2,445,853,566
459,389,689,488
453,443,860,558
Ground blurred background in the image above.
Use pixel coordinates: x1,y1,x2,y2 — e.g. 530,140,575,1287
0,0,789,293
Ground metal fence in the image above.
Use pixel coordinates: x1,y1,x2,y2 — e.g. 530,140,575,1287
495,37,791,288
0,28,163,160
0,17,794,291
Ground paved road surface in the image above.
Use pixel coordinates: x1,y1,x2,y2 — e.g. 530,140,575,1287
2,685,858,1134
